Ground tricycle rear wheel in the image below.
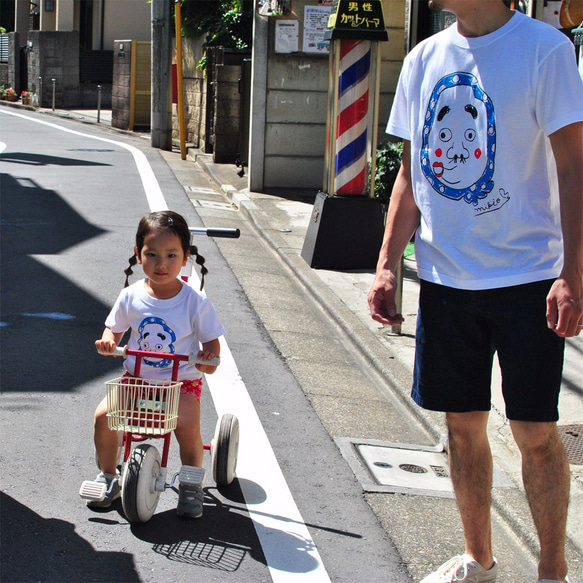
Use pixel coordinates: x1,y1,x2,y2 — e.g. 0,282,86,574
212,414,239,486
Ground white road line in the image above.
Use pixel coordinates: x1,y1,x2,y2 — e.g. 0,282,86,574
0,109,167,211
1,109,331,582
205,339,331,582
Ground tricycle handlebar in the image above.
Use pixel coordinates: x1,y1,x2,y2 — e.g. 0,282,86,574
189,227,240,239
106,345,220,367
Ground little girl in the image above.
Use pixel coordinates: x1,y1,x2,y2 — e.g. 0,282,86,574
89,210,224,518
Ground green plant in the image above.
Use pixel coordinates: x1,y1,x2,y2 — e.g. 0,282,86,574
374,141,403,206
179,0,253,71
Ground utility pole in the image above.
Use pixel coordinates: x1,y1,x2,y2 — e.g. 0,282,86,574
151,0,172,150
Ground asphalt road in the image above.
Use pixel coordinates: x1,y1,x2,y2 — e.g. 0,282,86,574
0,108,411,582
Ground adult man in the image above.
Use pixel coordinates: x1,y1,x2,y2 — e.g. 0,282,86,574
368,1,583,582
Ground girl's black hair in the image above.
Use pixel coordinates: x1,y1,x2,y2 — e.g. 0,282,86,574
124,211,208,290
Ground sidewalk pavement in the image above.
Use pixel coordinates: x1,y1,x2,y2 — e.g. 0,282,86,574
190,135,583,567
7,103,583,566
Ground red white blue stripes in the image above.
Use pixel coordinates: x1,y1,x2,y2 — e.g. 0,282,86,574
334,39,372,195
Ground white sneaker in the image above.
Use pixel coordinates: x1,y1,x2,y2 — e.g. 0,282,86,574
420,554,498,583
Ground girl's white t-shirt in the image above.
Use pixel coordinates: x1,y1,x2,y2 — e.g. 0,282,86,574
387,11,583,290
105,279,225,380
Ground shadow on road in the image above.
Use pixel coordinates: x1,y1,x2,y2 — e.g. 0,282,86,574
0,492,139,582
0,171,120,391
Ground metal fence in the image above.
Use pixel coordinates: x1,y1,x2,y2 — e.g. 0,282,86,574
0,34,8,64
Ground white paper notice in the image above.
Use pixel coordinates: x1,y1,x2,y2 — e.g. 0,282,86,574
303,5,331,54
275,20,299,53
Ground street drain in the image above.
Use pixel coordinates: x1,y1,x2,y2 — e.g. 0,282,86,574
191,199,235,211
336,438,513,498
558,424,583,465
184,186,219,195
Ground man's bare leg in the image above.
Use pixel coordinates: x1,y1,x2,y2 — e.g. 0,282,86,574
447,411,496,571
511,420,569,581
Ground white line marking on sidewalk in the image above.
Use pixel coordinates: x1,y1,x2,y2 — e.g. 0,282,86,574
1,109,331,582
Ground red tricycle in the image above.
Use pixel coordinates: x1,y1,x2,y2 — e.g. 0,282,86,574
80,346,239,523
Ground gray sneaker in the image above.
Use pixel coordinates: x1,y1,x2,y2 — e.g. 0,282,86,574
176,484,204,518
420,555,498,583
86,472,121,508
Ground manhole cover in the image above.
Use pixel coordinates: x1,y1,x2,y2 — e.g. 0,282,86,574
335,437,514,498
558,424,583,465
357,443,453,496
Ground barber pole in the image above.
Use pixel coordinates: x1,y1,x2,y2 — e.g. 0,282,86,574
334,39,373,195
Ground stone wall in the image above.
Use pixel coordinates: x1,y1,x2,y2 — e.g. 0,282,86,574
27,31,79,108
111,40,132,130
112,40,151,131
172,37,207,148
212,64,241,164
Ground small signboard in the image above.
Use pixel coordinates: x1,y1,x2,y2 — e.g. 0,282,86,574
324,0,388,41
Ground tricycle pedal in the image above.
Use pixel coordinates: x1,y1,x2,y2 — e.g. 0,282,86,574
79,480,107,501
178,465,205,487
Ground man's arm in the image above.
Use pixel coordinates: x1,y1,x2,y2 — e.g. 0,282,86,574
547,121,583,337
368,141,420,325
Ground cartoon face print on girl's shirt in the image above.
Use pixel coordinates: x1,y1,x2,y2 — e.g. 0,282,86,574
138,316,176,368
421,73,496,206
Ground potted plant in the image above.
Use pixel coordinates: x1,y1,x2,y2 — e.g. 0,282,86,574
0,86,6,100
21,91,31,106
374,141,404,207
5,87,18,102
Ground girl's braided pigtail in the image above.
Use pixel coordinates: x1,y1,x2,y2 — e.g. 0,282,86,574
190,245,208,290
124,253,138,288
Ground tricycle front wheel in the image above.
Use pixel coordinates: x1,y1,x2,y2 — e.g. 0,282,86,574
121,443,161,523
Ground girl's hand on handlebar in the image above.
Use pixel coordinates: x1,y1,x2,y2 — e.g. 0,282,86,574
196,338,221,374
195,349,219,374
95,339,119,356
96,328,125,356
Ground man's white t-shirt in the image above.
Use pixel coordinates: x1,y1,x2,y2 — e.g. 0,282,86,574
387,11,583,290
105,279,225,381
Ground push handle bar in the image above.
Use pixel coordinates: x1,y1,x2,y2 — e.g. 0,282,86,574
189,227,240,239
105,345,220,367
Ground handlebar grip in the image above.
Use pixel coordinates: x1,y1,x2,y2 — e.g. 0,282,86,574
96,345,127,357
189,227,240,239
189,354,221,367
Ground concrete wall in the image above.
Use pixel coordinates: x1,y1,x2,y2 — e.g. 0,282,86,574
27,31,80,108
101,0,151,49
249,0,406,193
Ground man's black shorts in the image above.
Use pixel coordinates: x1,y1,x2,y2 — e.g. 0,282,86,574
411,279,565,422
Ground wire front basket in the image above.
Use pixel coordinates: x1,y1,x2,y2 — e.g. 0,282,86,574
106,377,181,436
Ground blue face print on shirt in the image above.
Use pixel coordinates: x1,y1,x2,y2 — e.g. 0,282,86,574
421,73,496,205
137,317,176,368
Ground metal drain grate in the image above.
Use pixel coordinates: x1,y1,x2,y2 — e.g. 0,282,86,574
558,424,583,465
